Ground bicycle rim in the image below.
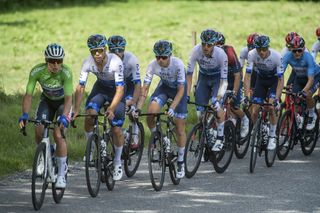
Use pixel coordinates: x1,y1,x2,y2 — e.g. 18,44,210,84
85,134,101,197
184,123,204,178
249,120,260,173
52,158,67,203
276,111,293,160
31,143,47,210
124,122,145,177
148,131,165,191
104,134,115,191
301,118,319,155
234,115,252,159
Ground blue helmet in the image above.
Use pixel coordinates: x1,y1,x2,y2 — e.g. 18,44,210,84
107,35,127,51
87,34,107,49
153,40,172,56
200,29,218,44
216,32,225,45
44,43,65,59
254,35,270,48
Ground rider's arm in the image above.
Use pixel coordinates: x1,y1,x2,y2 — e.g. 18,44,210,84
132,83,141,105
74,61,90,115
276,77,284,100
22,66,40,114
109,58,125,112
186,46,198,97
303,54,318,93
244,50,255,97
276,54,284,100
62,66,73,116
109,85,124,112
233,72,241,95
216,50,228,101
136,84,149,110
171,61,186,109
229,46,242,95
186,74,193,97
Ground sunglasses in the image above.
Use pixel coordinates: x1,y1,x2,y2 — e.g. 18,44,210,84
47,58,63,64
110,48,125,54
256,47,268,52
90,48,104,55
201,42,214,47
156,56,169,60
291,49,303,53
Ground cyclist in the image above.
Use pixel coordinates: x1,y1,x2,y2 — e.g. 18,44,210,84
186,29,228,151
19,43,73,188
215,32,249,138
311,27,320,61
134,40,187,179
73,34,125,181
244,35,284,150
107,35,141,149
240,33,259,97
282,35,320,130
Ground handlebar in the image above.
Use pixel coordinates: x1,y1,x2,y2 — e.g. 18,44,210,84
20,119,65,139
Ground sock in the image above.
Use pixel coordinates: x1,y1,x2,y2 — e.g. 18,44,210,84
114,146,123,166
217,122,225,137
178,147,185,162
57,156,67,176
269,124,276,137
150,127,156,133
85,131,93,140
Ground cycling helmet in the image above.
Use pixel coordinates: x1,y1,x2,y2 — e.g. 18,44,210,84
247,33,259,48
285,32,299,46
107,35,127,50
153,40,172,56
87,34,107,49
216,32,225,45
290,36,305,49
44,43,65,59
316,27,320,37
254,35,270,48
200,29,218,44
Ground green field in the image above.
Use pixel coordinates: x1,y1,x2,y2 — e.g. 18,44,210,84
0,0,319,177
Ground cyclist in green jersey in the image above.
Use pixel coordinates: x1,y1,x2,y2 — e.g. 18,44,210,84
19,43,73,188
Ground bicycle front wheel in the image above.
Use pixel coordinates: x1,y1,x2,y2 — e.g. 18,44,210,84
265,123,277,167
301,117,319,155
148,131,165,191
184,123,204,178
211,120,235,174
249,119,261,173
52,158,67,203
124,122,145,177
104,133,115,191
234,111,252,159
276,110,294,160
85,134,101,197
31,143,47,210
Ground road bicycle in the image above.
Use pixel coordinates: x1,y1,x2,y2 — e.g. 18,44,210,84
21,119,67,210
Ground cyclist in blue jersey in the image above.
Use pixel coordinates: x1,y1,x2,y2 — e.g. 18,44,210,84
73,34,125,181
134,40,187,179
215,32,249,138
283,35,320,130
187,29,228,151
244,35,284,150
19,43,73,188
107,35,141,149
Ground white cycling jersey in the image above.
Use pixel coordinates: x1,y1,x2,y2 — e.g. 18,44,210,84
246,48,283,78
187,44,228,79
79,53,124,87
311,40,320,60
122,51,141,83
239,46,249,68
144,56,186,88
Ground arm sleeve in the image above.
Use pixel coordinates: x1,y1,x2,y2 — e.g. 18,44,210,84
144,62,154,85
187,47,197,75
25,70,38,95
177,60,186,85
112,58,125,86
246,50,254,74
220,50,228,79
277,55,284,78
62,67,73,96
129,55,141,84
79,60,90,86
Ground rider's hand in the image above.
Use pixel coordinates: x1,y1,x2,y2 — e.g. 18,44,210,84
167,108,175,117
242,96,250,106
19,113,29,128
105,108,115,120
127,105,136,114
132,108,141,118
297,91,307,98
273,99,281,111
211,97,221,111
57,115,69,128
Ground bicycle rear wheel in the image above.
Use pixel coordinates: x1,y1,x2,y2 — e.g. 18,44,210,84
52,158,67,203
234,112,252,159
184,123,204,178
249,119,261,173
124,122,145,177
148,131,165,191
31,143,47,210
301,117,319,155
276,110,294,160
211,120,235,174
85,134,101,197
168,132,180,185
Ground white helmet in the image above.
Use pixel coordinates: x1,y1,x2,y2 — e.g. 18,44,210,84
44,43,65,59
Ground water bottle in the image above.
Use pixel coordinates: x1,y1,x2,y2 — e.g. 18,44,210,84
206,128,217,145
122,129,130,145
262,124,269,144
100,139,107,157
163,136,171,153
296,114,304,129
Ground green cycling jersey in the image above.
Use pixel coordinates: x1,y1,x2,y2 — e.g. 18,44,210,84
26,63,73,100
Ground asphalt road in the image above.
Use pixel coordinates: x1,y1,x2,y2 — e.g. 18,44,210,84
1,143,319,213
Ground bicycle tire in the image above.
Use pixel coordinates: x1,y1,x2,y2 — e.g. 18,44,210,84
301,116,319,155
276,110,294,160
211,120,235,174
184,123,204,178
234,112,252,159
124,122,145,177
52,157,67,203
85,134,101,197
265,120,277,167
104,133,115,191
31,143,47,210
148,131,165,191
168,159,180,185
249,118,261,173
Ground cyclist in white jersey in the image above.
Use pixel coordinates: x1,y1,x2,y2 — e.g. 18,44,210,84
311,27,320,61
244,35,284,150
187,29,228,151
73,34,125,181
107,35,141,149
134,40,187,179
240,33,259,96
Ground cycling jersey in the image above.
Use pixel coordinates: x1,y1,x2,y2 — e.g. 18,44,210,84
311,40,320,60
26,63,73,100
220,45,241,88
144,56,186,88
187,45,228,79
239,46,257,89
122,51,141,84
246,48,283,78
79,53,124,88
